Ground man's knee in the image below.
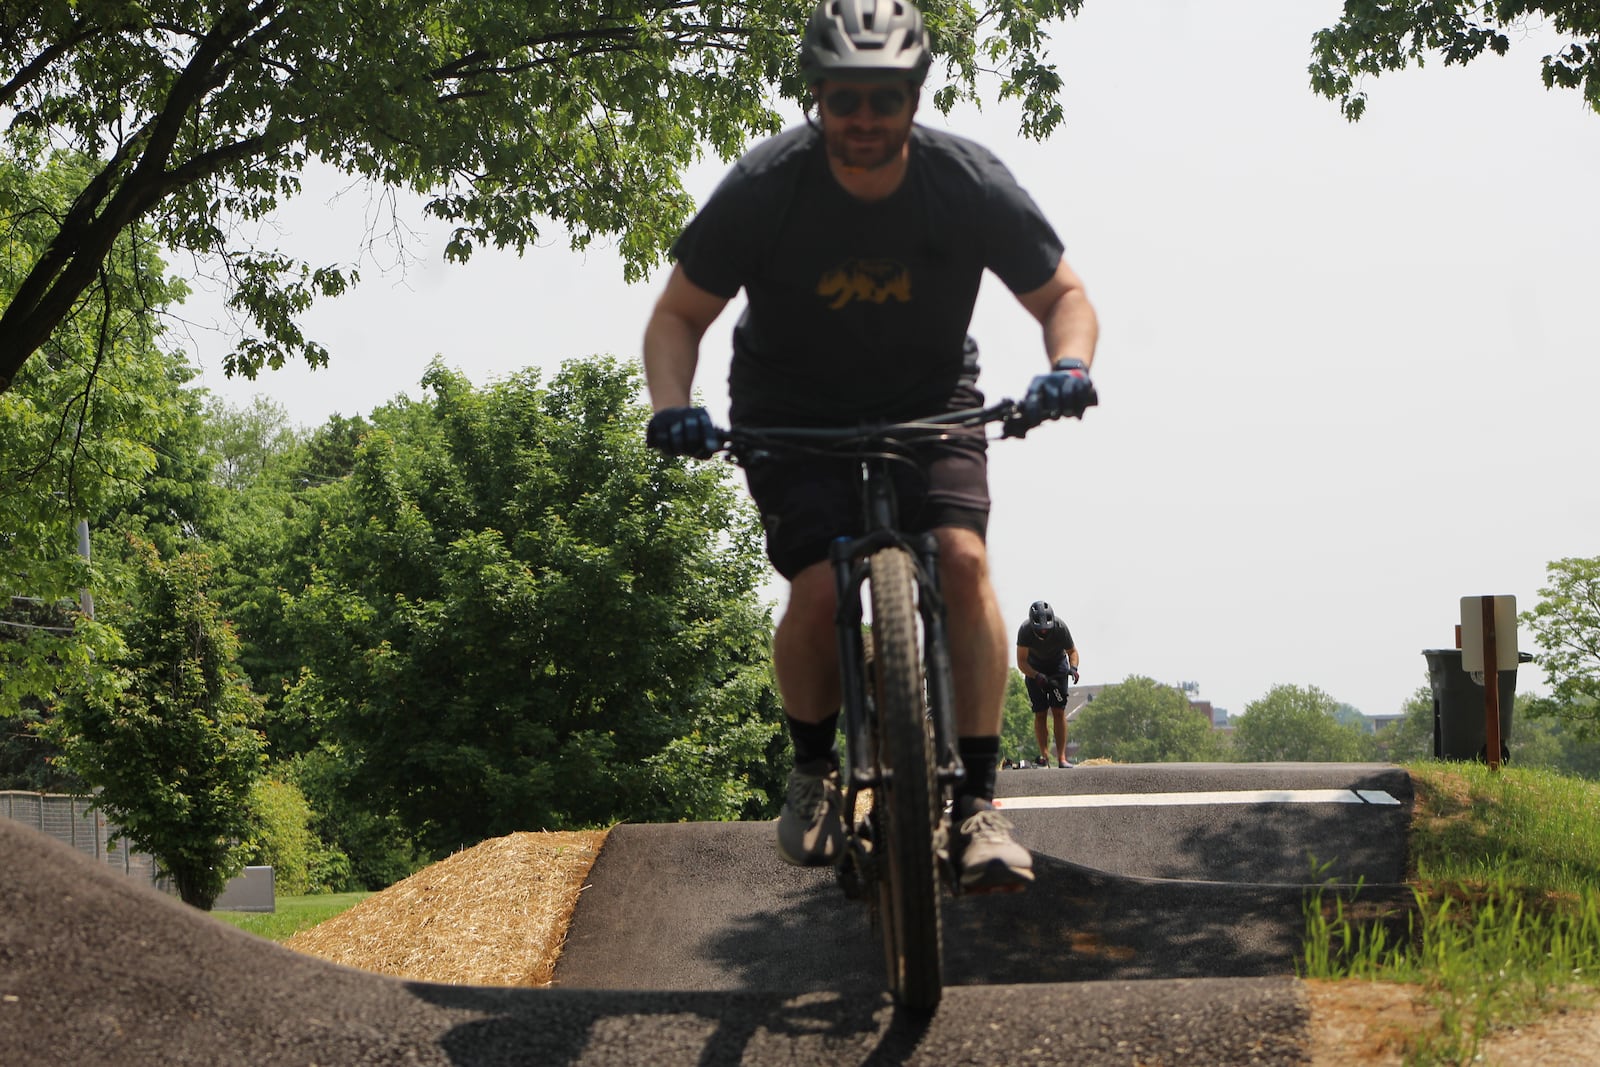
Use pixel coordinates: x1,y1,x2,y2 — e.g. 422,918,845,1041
780,561,836,633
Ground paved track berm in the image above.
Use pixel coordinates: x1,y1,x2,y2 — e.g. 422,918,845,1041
556,762,1412,991
1,762,1413,1066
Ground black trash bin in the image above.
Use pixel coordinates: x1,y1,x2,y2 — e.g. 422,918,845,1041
1422,648,1534,762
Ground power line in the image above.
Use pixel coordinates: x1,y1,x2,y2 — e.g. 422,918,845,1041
0,618,76,635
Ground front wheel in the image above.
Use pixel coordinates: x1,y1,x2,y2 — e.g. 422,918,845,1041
867,546,943,1012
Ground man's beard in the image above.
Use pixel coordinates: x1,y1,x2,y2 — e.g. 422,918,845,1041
823,119,912,171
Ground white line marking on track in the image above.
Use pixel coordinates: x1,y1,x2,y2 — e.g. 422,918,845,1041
994,788,1401,810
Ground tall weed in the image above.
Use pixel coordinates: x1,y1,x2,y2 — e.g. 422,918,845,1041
1305,764,1600,1063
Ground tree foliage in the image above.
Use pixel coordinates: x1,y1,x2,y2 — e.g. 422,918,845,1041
1521,556,1600,737
243,776,354,895
1375,685,1437,763
1232,683,1375,763
1502,695,1600,778
275,747,417,892
1,153,192,718
48,542,266,910
999,669,1037,763
264,357,782,856
1376,679,1600,772
106,371,230,561
1072,675,1223,763
201,393,303,493
1310,1,1600,120
0,0,1087,393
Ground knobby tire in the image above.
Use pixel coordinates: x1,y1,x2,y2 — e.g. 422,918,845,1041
867,546,943,1012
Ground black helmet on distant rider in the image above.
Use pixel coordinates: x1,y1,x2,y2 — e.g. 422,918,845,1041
1029,600,1055,635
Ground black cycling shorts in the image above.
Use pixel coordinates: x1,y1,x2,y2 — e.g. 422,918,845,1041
1026,674,1069,712
742,433,990,580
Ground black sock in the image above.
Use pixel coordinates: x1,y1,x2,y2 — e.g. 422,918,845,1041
787,713,840,769
956,736,1000,811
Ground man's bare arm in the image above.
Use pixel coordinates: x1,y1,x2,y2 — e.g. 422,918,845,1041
1016,256,1098,369
642,265,732,411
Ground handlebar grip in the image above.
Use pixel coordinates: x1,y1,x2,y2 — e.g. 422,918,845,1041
1000,398,1039,439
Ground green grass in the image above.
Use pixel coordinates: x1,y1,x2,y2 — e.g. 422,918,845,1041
211,891,370,942
1304,763,1600,1064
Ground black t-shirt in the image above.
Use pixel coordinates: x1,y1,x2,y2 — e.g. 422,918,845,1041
1016,618,1074,673
670,123,1065,426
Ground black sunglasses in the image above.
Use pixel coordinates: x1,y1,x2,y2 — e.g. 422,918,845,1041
823,87,909,118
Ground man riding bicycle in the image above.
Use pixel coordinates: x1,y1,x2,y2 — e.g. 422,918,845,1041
642,0,1099,892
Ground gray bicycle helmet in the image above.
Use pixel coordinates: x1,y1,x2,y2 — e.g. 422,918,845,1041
1029,600,1055,632
799,0,932,87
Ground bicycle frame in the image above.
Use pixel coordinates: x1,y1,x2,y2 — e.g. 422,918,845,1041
722,399,1033,859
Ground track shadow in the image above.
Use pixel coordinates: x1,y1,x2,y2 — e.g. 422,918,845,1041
555,821,884,992
944,855,1411,985
557,824,1413,993
411,977,1311,1067
414,985,929,1067
690,875,882,991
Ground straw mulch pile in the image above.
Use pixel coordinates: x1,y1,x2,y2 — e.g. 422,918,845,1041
285,829,607,987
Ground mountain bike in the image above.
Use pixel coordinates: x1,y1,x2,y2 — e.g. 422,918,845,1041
712,397,1056,1013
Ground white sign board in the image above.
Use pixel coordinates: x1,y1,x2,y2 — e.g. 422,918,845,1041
1461,595,1519,672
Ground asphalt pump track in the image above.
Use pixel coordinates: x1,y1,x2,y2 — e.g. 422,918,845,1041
1,763,1412,1066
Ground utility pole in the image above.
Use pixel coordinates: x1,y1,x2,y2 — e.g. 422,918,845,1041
76,518,93,619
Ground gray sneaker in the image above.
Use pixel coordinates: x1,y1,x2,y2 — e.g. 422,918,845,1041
952,802,1034,893
775,762,846,867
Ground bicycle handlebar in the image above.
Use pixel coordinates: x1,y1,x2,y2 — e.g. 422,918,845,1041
711,397,1049,459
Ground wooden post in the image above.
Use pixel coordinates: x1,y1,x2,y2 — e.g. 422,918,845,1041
1482,597,1501,771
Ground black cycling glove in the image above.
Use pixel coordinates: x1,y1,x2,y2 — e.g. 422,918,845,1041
1022,357,1098,426
646,406,719,459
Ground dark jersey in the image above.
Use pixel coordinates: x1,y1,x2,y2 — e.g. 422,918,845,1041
1017,618,1074,673
670,123,1065,426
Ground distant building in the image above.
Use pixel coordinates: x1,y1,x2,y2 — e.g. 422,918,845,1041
1061,685,1105,762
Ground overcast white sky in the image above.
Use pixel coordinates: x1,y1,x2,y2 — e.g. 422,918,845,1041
181,1,1600,719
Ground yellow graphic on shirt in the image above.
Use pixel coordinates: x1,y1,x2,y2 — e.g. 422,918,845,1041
816,259,911,310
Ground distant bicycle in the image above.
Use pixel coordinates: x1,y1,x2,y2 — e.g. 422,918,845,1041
709,397,1069,1012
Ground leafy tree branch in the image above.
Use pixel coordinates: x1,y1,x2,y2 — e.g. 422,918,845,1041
1310,1,1600,120
0,0,1089,393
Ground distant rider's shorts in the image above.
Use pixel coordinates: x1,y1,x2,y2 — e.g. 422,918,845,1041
742,432,990,580
1026,670,1070,712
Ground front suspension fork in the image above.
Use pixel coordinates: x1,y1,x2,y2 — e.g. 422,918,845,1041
909,531,965,794
829,532,967,820
831,536,873,825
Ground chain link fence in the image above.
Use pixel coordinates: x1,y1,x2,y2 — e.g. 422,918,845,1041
1,791,165,889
